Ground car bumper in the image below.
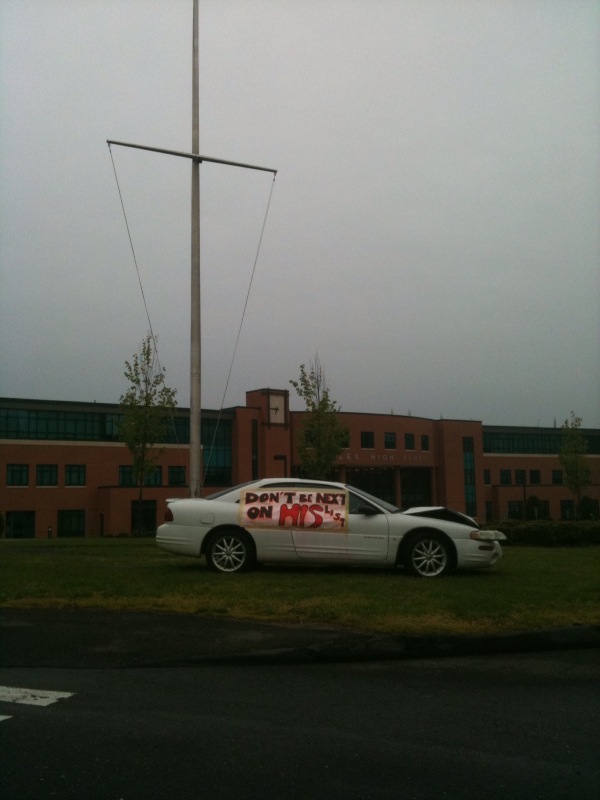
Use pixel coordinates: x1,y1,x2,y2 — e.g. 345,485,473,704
456,540,503,570
156,524,203,557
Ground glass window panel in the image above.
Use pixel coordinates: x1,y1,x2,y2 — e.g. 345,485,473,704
360,431,375,449
384,432,396,450
36,464,58,486
168,466,186,487
7,464,29,486
65,465,86,486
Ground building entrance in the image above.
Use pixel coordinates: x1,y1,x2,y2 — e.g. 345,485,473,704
6,511,36,538
131,500,157,536
400,468,432,508
345,468,396,505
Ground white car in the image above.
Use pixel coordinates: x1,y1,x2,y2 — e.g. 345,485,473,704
156,478,505,577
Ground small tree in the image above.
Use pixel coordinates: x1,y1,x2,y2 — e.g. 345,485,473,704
560,412,591,519
119,334,177,534
290,355,349,479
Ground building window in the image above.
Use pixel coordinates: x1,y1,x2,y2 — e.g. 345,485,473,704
119,466,162,487
580,498,599,519
361,431,374,449
464,486,476,517
500,470,511,486
515,469,526,485
57,510,85,538
552,470,563,485
483,430,600,456
485,501,493,521
202,418,232,486
119,466,136,487
384,432,396,450
251,419,259,480
0,407,122,442
144,466,162,487
421,435,430,451
36,464,58,486
508,501,523,520
462,437,476,516
404,433,415,450
6,510,35,538
529,470,540,485
528,499,550,520
65,465,86,486
560,499,575,520
7,464,29,486
168,466,186,487
483,469,491,485
131,500,157,535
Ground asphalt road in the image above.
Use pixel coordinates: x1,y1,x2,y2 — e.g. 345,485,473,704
1,651,599,800
1,610,599,799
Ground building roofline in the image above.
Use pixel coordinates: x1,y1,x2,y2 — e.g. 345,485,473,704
2,397,598,435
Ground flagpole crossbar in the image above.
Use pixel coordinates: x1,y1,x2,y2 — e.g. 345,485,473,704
107,140,277,175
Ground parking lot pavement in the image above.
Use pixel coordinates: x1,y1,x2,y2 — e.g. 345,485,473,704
1,608,598,668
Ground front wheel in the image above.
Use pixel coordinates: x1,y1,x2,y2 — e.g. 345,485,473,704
205,530,255,573
406,533,452,577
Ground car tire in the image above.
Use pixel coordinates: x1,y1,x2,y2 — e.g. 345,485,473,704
205,529,255,573
405,532,453,577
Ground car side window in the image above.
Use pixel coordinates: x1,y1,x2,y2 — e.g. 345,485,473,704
349,492,377,514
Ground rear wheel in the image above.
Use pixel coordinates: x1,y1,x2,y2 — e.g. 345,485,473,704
205,530,255,573
405,532,452,577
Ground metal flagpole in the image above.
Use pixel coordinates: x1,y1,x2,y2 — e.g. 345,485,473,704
190,0,201,496
108,0,276,499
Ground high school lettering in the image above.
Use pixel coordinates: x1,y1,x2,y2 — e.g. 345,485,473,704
240,489,348,532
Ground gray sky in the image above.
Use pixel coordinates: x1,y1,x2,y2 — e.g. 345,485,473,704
1,0,599,427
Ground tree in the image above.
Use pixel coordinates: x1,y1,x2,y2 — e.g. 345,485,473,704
560,412,591,519
119,334,177,534
290,355,349,479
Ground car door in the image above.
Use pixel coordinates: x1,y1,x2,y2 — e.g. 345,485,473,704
238,487,296,560
291,488,389,562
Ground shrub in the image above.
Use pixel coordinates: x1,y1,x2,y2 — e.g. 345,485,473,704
484,520,600,547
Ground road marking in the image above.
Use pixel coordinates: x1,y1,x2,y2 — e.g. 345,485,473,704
0,715,12,722
0,685,74,707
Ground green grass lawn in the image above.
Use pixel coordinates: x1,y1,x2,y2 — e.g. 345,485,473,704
1,538,599,635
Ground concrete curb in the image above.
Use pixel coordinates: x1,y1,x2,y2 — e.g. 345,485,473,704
1,609,598,668
198,625,600,666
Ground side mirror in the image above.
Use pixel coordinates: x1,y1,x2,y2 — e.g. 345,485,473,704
355,505,380,515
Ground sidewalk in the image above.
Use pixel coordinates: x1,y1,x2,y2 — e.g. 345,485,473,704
1,608,598,668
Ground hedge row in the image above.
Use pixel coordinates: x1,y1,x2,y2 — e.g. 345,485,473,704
483,520,600,547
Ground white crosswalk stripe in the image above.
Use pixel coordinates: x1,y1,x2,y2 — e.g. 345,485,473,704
0,685,75,721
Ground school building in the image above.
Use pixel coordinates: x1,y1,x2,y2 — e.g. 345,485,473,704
1,390,599,538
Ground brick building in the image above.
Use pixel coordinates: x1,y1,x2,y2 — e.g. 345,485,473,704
1,391,598,538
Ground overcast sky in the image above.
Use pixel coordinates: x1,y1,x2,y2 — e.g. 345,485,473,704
1,0,599,427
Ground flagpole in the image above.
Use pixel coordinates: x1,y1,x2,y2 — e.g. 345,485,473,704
190,0,202,496
107,0,276,500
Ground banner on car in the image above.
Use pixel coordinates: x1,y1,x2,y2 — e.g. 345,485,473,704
239,488,348,532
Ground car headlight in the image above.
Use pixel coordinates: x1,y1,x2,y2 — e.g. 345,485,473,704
470,530,507,541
